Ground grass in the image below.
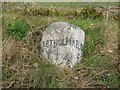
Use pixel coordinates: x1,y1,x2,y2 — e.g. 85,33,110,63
7,20,29,40
2,2,119,88
4,2,118,9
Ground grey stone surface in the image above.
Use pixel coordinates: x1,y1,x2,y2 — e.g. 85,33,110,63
41,22,85,68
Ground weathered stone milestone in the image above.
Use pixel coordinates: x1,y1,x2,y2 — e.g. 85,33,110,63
41,22,85,68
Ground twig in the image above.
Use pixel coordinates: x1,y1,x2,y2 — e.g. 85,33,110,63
6,81,14,88
83,70,108,87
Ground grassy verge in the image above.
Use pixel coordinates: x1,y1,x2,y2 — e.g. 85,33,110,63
2,2,119,88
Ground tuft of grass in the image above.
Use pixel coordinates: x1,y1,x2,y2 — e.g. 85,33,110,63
7,20,29,40
68,18,105,57
100,71,118,88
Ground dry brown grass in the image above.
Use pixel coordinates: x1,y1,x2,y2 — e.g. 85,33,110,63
2,28,43,88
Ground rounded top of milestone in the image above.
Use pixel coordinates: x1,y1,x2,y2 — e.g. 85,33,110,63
41,22,85,68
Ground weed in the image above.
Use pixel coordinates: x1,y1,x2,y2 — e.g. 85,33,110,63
7,20,29,40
